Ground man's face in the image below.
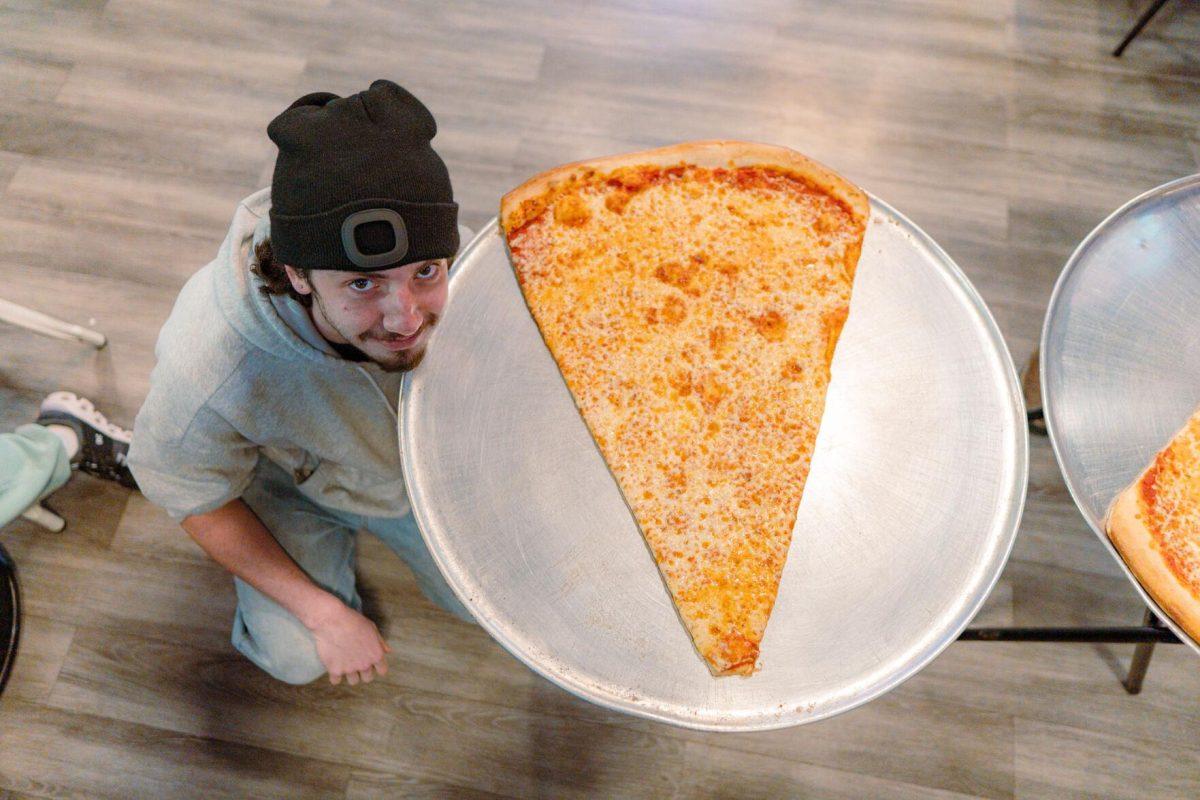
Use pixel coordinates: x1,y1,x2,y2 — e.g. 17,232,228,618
284,258,449,372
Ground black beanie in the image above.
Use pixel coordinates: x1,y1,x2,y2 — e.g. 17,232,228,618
267,79,459,271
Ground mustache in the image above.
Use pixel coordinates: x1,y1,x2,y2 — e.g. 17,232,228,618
367,313,439,342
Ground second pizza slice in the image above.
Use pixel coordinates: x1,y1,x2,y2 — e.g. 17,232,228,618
499,141,869,676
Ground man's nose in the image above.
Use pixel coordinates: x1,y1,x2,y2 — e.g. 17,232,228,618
380,287,422,335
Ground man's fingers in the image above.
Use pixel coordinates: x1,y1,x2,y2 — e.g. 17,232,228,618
329,671,342,686
382,639,392,654
359,669,375,684
345,670,360,686
375,657,389,677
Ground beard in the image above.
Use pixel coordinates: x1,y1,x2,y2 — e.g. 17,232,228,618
312,292,439,373
368,321,436,373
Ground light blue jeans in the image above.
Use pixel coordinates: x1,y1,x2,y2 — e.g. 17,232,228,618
0,425,71,528
233,458,474,684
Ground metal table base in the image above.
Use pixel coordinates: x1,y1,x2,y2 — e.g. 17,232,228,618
958,349,1185,696
960,609,1179,694
0,542,19,699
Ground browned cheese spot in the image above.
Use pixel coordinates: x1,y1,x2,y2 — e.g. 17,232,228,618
708,325,729,357
554,194,591,227
668,370,693,397
662,295,687,325
654,260,699,295
665,469,687,491
813,210,843,235
605,189,632,215
698,373,730,411
751,310,787,341
714,260,739,278
613,168,651,192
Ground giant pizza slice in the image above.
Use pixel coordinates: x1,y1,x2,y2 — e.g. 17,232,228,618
499,141,869,676
1107,404,1200,644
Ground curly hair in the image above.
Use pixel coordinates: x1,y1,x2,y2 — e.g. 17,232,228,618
251,237,312,308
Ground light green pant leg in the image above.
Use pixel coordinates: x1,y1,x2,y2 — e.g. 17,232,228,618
231,459,361,685
0,424,71,527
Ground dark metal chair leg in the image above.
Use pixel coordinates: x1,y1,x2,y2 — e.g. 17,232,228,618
1022,348,1047,436
0,542,20,699
960,608,1181,693
960,624,1178,643
1016,342,1175,693
1113,0,1172,57
1123,609,1163,694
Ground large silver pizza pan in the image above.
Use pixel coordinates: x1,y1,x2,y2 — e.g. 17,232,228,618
400,194,1027,731
1041,173,1200,657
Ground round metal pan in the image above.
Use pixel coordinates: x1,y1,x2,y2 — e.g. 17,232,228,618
401,195,1027,731
1041,173,1200,657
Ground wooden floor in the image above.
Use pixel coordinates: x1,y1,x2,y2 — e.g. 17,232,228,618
2,0,1200,797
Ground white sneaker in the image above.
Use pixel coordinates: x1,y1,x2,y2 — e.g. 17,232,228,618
36,391,137,490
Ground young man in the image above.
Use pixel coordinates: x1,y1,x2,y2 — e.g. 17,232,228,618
128,80,475,688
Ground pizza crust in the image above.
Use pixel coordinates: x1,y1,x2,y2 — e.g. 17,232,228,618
1106,468,1200,644
500,139,870,236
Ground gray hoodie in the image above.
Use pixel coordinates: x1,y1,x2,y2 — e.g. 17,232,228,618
129,188,439,521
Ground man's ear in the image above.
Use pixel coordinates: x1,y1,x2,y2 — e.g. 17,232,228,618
283,264,313,296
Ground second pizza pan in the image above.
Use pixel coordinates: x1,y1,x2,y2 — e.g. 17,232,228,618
1041,173,1200,657
400,196,1028,731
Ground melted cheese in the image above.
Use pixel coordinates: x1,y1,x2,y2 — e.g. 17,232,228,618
503,163,865,676
1139,408,1200,599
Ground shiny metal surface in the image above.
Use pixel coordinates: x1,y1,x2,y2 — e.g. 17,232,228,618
401,196,1027,731
1041,174,1200,657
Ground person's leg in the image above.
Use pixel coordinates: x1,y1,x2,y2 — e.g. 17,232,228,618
232,459,363,684
0,425,72,527
361,513,475,624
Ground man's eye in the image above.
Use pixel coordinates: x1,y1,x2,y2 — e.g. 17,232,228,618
417,261,441,279
349,278,375,292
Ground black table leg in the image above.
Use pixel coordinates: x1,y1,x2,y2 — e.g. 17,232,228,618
1123,608,1166,694
960,609,1180,693
1021,348,1046,436
1113,0,1172,57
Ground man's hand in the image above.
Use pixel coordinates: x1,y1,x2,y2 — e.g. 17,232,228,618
306,599,391,686
181,499,392,686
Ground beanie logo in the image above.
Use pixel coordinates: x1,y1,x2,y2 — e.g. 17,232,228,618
340,208,409,269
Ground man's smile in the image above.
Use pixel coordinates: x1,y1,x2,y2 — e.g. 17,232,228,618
372,328,425,351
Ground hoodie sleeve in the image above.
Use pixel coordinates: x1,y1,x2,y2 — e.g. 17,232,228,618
129,399,259,522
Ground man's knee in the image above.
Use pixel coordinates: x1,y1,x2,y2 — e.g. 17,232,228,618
263,648,326,685
232,606,326,685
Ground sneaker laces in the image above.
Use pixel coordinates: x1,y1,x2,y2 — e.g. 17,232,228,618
45,392,131,441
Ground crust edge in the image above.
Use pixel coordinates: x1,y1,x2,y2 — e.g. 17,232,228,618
714,661,757,677
1105,466,1200,645
499,139,870,235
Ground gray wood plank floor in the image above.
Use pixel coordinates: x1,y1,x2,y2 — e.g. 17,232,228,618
2,0,1199,797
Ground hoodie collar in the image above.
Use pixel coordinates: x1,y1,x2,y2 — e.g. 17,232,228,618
269,291,341,356
213,189,354,366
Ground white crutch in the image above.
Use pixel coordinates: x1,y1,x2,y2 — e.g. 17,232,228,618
0,298,106,349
